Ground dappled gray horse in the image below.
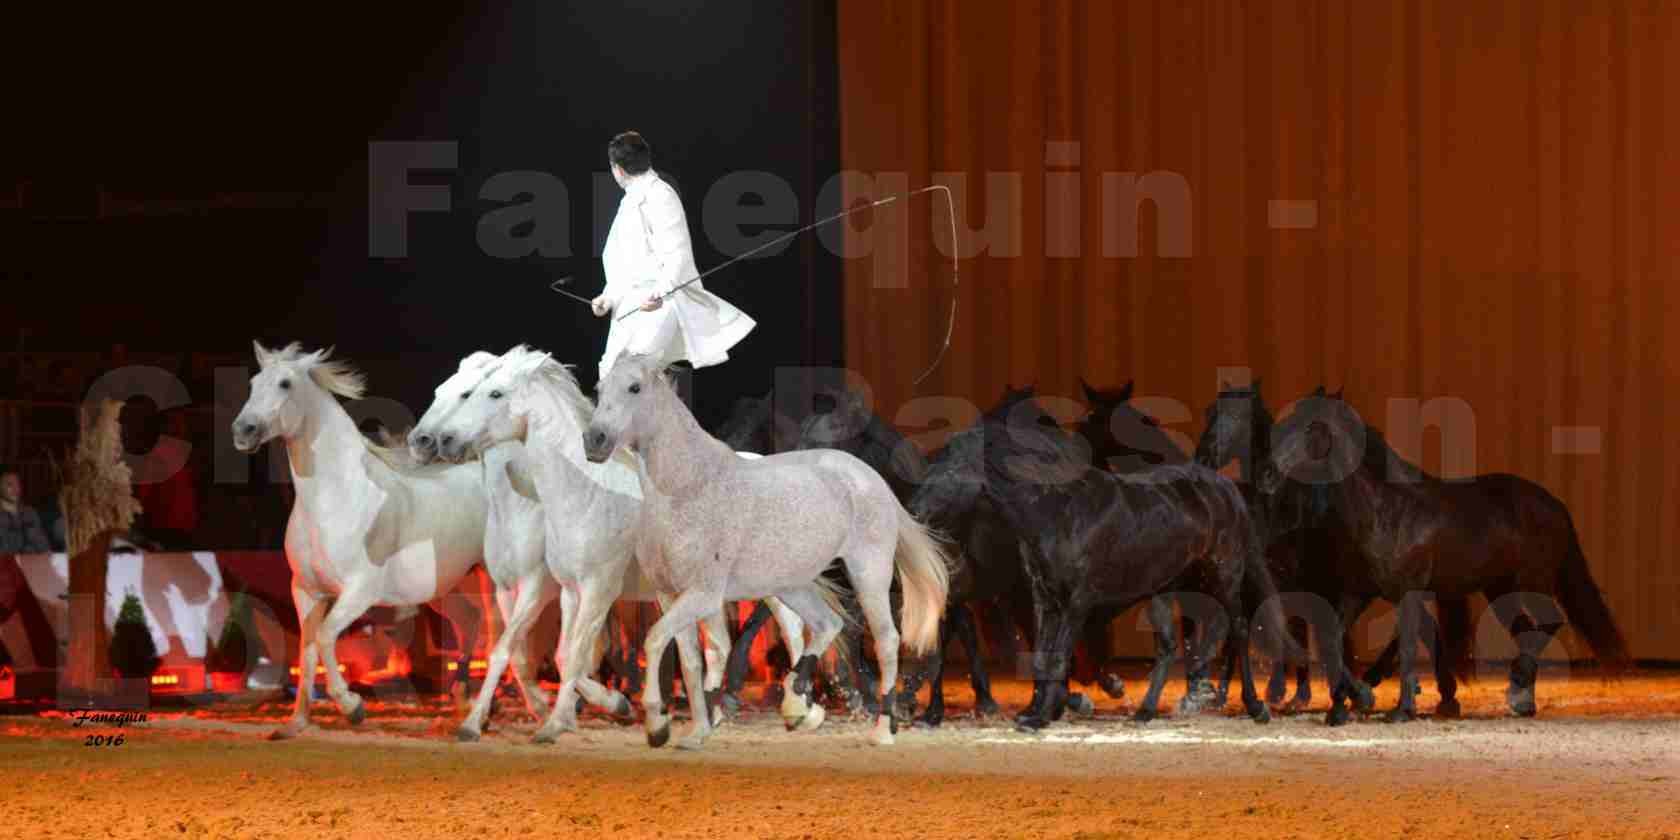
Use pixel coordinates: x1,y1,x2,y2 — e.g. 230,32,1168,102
584,354,952,748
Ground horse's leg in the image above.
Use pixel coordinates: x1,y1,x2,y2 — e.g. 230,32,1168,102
1284,616,1313,712
1365,600,1440,699
957,603,1002,718
533,581,627,743
769,587,842,733
1381,592,1425,723
311,583,382,728
1218,588,1270,724
765,596,809,723
1432,596,1470,719
1316,592,1372,726
699,608,731,726
636,589,722,748
269,586,326,740
1178,606,1228,715
722,601,772,714
1485,585,1557,718
1131,596,1177,724
506,579,559,723
899,613,948,725
1015,587,1064,730
458,576,548,741
850,581,905,746
667,602,716,750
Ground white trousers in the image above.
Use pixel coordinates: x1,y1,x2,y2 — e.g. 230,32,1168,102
599,304,680,383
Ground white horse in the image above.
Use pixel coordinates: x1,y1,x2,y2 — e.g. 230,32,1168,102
409,346,813,744
585,353,952,748
231,342,529,739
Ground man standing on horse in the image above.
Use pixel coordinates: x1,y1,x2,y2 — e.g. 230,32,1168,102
592,131,755,388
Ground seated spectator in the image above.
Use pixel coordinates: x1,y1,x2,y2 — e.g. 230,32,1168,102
0,465,51,554
34,494,67,552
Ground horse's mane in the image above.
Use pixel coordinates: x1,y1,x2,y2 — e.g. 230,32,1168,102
1357,418,1428,484
256,342,450,474
502,344,594,429
256,342,367,400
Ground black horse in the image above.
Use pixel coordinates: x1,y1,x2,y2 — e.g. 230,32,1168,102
979,410,1289,729
1076,379,1234,711
1261,389,1632,723
1195,381,1473,716
896,385,1050,726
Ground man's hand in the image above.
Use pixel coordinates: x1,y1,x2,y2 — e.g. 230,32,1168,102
641,294,664,312
591,295,611,317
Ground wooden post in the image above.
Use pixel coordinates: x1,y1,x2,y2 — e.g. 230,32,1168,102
60,529,115,703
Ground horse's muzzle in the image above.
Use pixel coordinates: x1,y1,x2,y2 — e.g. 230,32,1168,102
583,428,613,463
231,419,265,453
408,430,439,464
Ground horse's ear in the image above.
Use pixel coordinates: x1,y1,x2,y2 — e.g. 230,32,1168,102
1117,380,1134,402
1331,386,1344,400
1081,378,1100,403
252,340,273,368
1313,384,1326,396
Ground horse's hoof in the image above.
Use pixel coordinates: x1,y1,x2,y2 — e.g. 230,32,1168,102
1281,697,1311,715
608,692,635,721
1435,698,1462,719
1130,707,1158,725
1382,707,1416,724
267,722,306,741
974,697,1001,719
1176,695,1206,716
345,699,367,727
1351,681,1376,713
646,724,671,748
1326,706,1351,727
1098,673,1126,700
1247,702,1271,724
870,715,896,746
455,725,482,743
1507,692,1537,718
720,692,742,717
913,712,943,730
1014,714,1050,733
1066,693,1095,717
794,703,826,732
675,730,710,751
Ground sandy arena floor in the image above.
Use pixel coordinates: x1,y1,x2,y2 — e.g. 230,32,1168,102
3,669,1678,839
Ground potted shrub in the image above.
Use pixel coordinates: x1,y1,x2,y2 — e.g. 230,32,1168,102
108,591,158,703
206,590,253,693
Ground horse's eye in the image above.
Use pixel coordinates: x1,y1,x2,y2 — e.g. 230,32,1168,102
629,383,642,395
278,380,291,390
489,390,503,400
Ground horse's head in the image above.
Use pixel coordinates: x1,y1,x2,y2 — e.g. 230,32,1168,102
1194,378,1269,471
1076,378,1180,472
233,341,365,452
411,346,563,464
796,386,872,452
716,391,773,452
585,353,671,463
908,425,984,528
1260,387,1364,495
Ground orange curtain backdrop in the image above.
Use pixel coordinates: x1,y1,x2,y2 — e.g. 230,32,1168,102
838,0,1680,659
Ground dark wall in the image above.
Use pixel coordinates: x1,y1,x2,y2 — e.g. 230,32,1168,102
5,1,841,428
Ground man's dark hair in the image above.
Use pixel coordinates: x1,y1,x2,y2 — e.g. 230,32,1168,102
608,131,652,175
